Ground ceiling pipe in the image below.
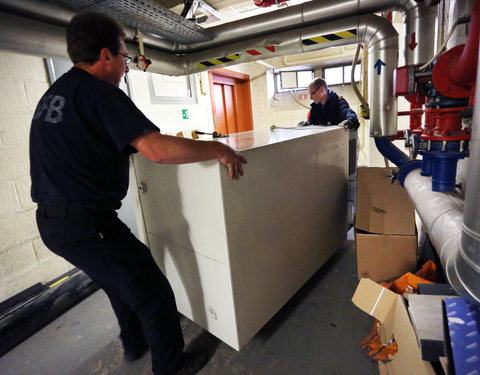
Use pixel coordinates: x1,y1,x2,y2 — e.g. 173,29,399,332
0,0,435,65
130,14,401,138
172,14,399,136
0,10,399,138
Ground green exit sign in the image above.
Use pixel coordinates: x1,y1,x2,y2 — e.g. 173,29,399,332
182,109,189,119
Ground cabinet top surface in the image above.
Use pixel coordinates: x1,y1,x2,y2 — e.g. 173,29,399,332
215,126,341,152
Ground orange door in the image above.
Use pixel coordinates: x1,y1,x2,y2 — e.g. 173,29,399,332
209,69,254,135
213,82,238,134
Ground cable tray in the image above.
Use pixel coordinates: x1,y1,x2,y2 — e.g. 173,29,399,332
56,0,213,44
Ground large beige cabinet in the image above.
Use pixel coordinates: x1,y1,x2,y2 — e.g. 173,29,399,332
132,127,349,350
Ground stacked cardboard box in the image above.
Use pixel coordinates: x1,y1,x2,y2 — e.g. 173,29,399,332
355,167,417,282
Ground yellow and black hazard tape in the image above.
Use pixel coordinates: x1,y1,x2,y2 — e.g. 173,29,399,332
302,29,357,46
197,54,241,68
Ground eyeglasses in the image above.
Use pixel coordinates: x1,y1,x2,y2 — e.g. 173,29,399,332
309,86,321,97
119,52,132,64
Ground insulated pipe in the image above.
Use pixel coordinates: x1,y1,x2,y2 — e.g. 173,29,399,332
402,0,438,65
0,10,399,137
403,170,469,298
166,15,399,137
0,10,180,71
0,10,68,60
0,0,436,65
454,46,480,303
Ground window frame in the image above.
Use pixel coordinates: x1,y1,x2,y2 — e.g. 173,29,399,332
147,72,197,104
323,64,361,86
274,69,315,93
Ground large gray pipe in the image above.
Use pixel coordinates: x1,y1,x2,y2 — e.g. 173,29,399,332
0,0,435,65
454,45,480,303
0,9,399,138
179,14,399,137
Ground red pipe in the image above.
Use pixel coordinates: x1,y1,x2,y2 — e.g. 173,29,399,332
448,0,480,90
254,0,289,7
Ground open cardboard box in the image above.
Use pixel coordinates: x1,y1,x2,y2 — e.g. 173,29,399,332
355,168,417,281
352,278,435,375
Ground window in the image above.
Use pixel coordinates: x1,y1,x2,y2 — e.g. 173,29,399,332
275,70,314,93
324,64,361,86
147,73,196,104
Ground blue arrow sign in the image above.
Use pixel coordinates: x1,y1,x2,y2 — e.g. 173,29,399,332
374,59,386,75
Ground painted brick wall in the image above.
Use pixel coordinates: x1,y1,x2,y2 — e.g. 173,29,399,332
0,51,74,303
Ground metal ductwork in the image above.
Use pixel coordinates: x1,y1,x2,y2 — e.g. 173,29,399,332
454,52,480,303
0,0,435,61
0,8,399,138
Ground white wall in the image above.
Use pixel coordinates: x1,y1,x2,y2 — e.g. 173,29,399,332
0,51,74,302
127,70,216,136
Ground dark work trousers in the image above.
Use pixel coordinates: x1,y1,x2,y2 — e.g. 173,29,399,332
36,204,184,375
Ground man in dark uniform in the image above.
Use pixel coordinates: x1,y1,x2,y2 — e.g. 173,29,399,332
302,77,360,130
30,12,246,375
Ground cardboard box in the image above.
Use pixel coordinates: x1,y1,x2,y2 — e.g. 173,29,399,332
355,167,417,281
352,278,436,375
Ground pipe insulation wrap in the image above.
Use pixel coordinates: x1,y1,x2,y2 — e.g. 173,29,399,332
455,41,480,303
0,11,68,60
0,0,436,58
403,2,438,65
403,170,472,298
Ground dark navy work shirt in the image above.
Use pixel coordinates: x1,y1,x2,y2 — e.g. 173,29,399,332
30,67,159,211
307,89,359,127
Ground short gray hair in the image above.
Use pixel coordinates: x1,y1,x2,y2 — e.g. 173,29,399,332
310,77,328,91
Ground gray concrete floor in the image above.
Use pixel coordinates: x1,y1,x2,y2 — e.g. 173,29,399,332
0,230,377,375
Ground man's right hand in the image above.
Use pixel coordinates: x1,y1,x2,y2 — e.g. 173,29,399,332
217,143,247,180
131,131,247,180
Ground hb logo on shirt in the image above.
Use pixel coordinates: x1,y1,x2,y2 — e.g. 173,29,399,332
33,95,65,124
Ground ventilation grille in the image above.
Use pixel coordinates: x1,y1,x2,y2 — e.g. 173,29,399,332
56,0,213,44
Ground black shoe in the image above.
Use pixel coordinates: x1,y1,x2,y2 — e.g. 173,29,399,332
176,348,210,375
123,339,149,363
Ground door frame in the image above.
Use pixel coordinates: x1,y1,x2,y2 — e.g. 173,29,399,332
208,68,254,134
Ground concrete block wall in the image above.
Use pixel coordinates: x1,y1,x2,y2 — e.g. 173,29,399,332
0,51,74,303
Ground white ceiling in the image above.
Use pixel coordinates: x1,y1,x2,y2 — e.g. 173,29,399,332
166,0,312,27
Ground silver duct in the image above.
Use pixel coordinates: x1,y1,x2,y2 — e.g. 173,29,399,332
454,46,480,303
0,10,68,60
0,8,399,137
177,15,399,137
0,0,436,64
